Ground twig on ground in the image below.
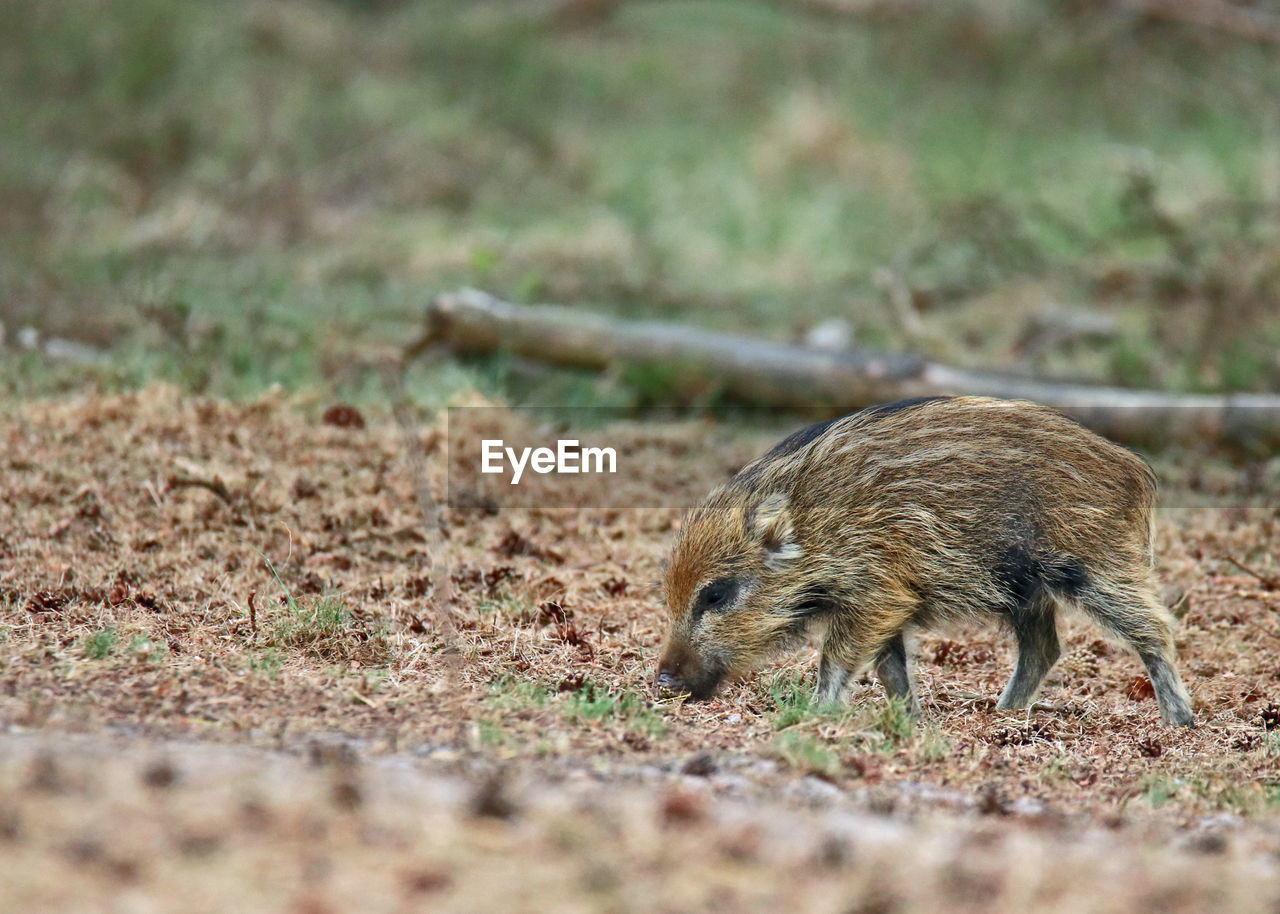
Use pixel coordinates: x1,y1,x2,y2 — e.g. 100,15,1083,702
166,473,234,505
1029,701,1087,717
1224,555,1280,590
517,0,1280,45
952,695,1085,717
248,590,258,639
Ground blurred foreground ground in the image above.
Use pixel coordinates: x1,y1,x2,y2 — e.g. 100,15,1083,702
3,727,1280,914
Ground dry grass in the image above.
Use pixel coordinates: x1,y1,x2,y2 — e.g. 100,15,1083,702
2,388,1280,909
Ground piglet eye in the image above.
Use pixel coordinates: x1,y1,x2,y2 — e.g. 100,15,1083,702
697,578,737,610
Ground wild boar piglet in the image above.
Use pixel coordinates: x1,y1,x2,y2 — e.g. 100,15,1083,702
656,396,1194,727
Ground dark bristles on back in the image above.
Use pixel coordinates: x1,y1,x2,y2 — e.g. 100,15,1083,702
857,395,950,421
759,396,951,464
759,417,841,463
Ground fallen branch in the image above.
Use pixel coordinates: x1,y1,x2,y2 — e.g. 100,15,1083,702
515,0,922,26
1014,306,1120,361
514,0,1280,44
779,0,1280,44
764,0,925,19
1224,555,1280,591
413,289,1280,450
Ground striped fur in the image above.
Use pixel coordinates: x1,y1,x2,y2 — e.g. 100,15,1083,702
656,396,1193,726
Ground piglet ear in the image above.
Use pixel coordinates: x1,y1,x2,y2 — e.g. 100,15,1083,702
751,492,802,568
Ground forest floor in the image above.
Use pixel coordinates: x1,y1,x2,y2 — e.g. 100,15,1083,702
6,2,1280,910
2,388,1279,912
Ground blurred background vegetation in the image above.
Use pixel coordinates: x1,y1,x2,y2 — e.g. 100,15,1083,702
2,0,1279,406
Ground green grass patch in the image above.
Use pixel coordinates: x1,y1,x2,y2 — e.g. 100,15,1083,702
488,674,554,711
260,555,389,664
765,670,918,745
271,592,353,651
763,670,931,767
766,670,822,730
82,628,119,660
565,680,666,738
